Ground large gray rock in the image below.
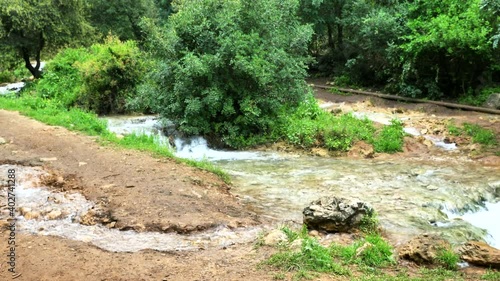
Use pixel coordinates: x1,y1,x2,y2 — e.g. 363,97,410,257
303,196,374,233
483,93,500,109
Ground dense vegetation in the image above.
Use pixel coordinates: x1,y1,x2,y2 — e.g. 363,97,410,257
1,0,498,153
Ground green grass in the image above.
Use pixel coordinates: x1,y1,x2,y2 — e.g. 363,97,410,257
481,269,500,280
373,119,405,153
447,122,497,146
0,93,231,183
330,234,395,268
279,94,404,153
434,248,459,271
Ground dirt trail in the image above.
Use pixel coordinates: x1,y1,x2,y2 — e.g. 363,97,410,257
0,110,270,280
0,93,498,280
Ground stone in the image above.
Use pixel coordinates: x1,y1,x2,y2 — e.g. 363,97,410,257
348,141,375,158
24,211,41,220
263,229,288,246
459,241,500,268
399,234,451,264
0,137,6,145
289,239,303,252
40,157,57,162
311,147,329,157
78,162,87,167
46,209,63,220
483,93,500,109
303,196,374,233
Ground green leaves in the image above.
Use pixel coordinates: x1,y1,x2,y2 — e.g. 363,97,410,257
141,0,312,147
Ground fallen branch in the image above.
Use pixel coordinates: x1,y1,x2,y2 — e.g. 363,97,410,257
312,84,500,115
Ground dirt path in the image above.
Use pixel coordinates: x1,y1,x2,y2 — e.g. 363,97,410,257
0,110,271,280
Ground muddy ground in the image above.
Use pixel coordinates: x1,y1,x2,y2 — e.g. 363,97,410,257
0,83,499,280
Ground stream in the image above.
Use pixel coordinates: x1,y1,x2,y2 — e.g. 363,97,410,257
2,114,499,253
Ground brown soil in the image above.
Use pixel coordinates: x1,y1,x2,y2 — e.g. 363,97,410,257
0,110,271,280
0,95,498,280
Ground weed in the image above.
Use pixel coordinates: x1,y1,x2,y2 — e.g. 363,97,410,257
281,226,299,242
481,269,500,280
264,236,351,279
434,248,459,270
330,234,395,267
447,123,462,136
360,211,380,234
373,119,405,153
463,123,497,146
272,272,286,280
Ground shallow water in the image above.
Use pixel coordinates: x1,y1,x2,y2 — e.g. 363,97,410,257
1,165,263,253
214,156,499,247
101,115,499,248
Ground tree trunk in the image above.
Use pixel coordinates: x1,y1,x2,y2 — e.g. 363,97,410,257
21,32,44,79
327,24,335,54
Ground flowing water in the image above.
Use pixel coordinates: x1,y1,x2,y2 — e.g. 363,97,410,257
0,165,262,253
2,115,498,253
104,115,500,248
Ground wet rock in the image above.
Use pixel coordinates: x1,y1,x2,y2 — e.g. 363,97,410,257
459,241,500,268
348,141,375,158
399,234,452,264
311,147,329,157
483,93,500,109
263,229,288,246
40,157,57,162
0,137,6,145
24,211,41,220
303,196,374,233
46,209,63,220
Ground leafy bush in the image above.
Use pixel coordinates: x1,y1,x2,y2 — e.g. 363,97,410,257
35,36,147,114
373,119,405,153
138,0,312,147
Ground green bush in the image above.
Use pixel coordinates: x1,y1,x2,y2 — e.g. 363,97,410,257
138,0,313,147
373,119,405,153
34,36,147,114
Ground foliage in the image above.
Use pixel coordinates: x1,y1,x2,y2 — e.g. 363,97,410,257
264,236,351,278
393,0,498,98
330,234,395,268
0,0,93,78
459,86,500,106
281,94,376,151
138,0,313,148
434,248,459,271
447,122,497,146
89,0,159,41
481,269,500,280
34,37,148,114
373,119,405,153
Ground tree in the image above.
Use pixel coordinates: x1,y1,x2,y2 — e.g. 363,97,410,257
89,0,159,42
398,0,495,98
138,0,312,148
0,0,92,78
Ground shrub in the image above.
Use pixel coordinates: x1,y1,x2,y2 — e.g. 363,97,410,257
34,36,147,114
373,119,405,153
139,0,313,147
